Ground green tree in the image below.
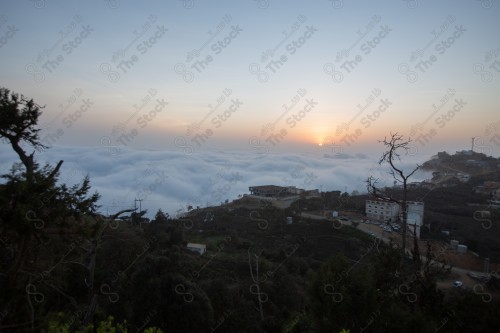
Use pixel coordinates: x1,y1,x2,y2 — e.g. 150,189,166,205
153,209,169,223
308,255,377,333
0,87,101,331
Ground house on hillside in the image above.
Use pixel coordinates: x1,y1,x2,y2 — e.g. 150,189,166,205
466,160,488,168
456,173,470,182
304,189,320,198
186,243,206,255
474,181,500,196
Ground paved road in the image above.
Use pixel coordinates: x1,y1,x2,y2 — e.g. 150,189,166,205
300,212,492,282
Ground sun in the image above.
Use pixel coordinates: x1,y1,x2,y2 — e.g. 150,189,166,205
318,143,323,146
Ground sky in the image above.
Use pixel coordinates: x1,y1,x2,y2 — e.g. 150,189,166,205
1,0,499,216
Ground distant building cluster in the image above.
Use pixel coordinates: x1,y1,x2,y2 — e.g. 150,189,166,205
365,199,424,238
474,181,500,197
248,185,319,198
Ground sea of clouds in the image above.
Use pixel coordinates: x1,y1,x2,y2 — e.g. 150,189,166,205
0,145,432,218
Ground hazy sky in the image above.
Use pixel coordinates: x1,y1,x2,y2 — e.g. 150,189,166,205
1,0,499,155
1,0,499,215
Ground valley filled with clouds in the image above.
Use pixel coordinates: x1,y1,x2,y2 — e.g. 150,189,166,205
0,145,432,217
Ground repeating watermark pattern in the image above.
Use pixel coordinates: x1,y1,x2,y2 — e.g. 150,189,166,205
324,237,382,303
100,15,164,83
39,88,93,150
174,89,243,153
103,0,120,9
249,210,269,230
281,165,318,189
135,168,169,201
252,0,270,9
35,242,78,282
261,88,307,138
473,47,500,83
26,163,97,232
328,0,344,9
249,15,315,83
336,88,382,136
472,157,498,231
210,309,233,333
0,234,15,268
322,88,391,150
473,283,493,303
476,0,493,9
210,171,243,204
324,15,390,83
207,160,233,188
59,164,88,186
249,89,317,153
0,15,19,50
402,0,418,9
409,88,456,137
398,283,418,303
321,136,344,155
248,239,303,315
359,309,381,332
187,88,232,136
174,236,232,303
174,15,240,83
100,88,167,155
189,236,231,281
398,16,465,83
434,310,465,332
135,309,158,332
323,283,343,302
30,0,46,9
473,209,493,230
414,93,467,147
483,120,500,152
178,0,195,9
26,15,92,82
26,281,45,304
206,161,242,206
173,161,236,217
101,236,157,304
25,237,91,308
0,308,9,324
106,162,169,214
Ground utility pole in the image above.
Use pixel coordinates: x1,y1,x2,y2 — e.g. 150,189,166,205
471,137,476,152
134,198,143,212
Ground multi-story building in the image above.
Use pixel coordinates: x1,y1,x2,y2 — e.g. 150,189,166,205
407,201,424,239
365,199,400,222
365,199,425,238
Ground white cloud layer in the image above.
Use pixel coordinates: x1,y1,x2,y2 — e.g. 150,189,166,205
0,144,432,218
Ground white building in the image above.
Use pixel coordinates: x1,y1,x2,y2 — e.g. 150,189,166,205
186,243,206,255
406,201,424,239
365,200,400,222
366,199,425,238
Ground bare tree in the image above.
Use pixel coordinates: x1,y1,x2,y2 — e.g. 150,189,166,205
366,133,420,260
